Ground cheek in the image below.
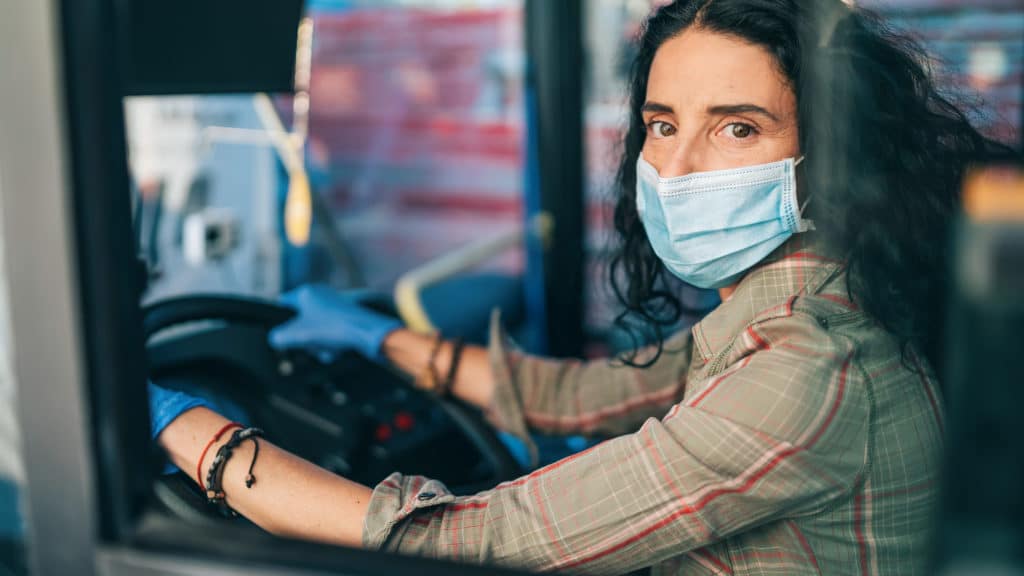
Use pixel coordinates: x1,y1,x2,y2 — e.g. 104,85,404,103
640,138,671,169
639,138,653,158
639,144,663,174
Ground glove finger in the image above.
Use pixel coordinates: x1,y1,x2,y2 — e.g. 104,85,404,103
277,289,304,309
268,320,319,349
341,288,383,304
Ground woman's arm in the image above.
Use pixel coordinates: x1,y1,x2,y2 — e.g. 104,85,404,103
156,328,683,546
272,285,694,439
382,329,496,410
158,407,371,547
383,320,695,440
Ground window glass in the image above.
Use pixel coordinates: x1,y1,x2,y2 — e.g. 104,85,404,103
583,0,710,355
302,0,526,291
125,94,282,301
126,0,526,303
860,0,1022,147
0,170,29,576
581,0,1022,354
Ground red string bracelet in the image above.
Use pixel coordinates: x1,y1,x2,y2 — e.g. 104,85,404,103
197,422,243,492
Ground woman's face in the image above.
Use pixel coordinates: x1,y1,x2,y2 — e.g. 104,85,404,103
641,28,800,178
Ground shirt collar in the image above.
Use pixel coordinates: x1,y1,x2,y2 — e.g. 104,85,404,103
690,233,844,363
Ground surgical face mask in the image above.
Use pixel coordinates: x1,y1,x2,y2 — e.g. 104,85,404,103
636,153,813,290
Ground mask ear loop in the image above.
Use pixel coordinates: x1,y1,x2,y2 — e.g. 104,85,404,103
793,155,816,232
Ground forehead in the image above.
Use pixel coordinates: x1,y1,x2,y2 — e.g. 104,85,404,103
647,28,795,115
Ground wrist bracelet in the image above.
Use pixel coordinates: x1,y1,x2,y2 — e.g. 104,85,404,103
417,333,444,393
439,338,465,398
196,422,243,492
205,427,264,517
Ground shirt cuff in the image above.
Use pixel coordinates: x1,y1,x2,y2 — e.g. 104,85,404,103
362,472,456,551
482,309,538,468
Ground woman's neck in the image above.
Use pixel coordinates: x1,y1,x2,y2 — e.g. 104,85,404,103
718,284,739,302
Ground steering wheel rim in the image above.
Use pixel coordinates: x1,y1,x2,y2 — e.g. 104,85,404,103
146,294,522,521
143,295,297,340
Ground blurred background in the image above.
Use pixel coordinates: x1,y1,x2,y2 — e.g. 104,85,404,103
125,0,1022,355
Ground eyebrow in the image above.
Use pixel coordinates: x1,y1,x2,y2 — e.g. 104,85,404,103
707,104,780,122
641,101,674,115
641,101,780,123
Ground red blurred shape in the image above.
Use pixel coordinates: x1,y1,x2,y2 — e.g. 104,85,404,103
374,423,393,442
393,412,415,432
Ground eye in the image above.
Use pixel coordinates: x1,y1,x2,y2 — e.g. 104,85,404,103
723,122,758,140
647,120,677,139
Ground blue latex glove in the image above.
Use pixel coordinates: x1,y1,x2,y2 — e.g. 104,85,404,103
149,381,215,440
268,284,403,362
149,382,216,475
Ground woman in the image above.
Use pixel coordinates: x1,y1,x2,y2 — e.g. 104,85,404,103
150,0,1015,573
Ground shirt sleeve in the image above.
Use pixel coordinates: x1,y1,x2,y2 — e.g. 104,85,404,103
362,311,870,575
481,310,695,459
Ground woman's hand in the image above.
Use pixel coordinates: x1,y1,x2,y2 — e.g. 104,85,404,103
270,284,497,412
268,284,403,362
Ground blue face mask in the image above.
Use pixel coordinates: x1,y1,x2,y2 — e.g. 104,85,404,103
636,153,813,290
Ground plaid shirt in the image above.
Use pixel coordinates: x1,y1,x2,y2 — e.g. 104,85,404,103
362,236,945,575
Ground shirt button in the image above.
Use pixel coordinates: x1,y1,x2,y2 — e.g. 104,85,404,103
417,492,436,501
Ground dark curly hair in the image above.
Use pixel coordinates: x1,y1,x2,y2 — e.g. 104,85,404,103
609,0,1019,371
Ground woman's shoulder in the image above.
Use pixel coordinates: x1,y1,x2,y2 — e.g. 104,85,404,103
787,273,914,375
778,280,943,428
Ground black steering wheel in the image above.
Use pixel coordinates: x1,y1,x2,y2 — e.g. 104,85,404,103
146,294,522,523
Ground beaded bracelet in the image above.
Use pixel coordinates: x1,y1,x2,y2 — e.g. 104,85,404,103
205,426,264,517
